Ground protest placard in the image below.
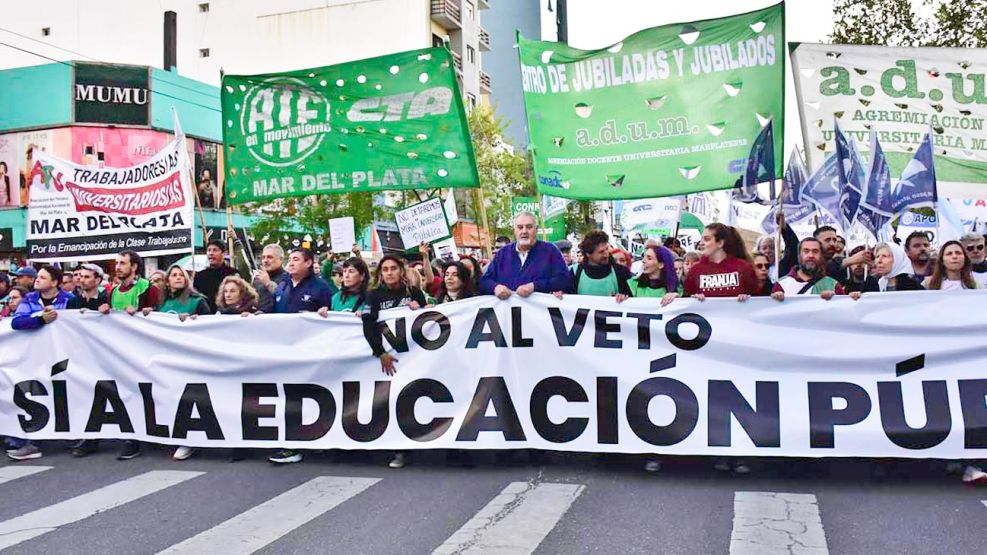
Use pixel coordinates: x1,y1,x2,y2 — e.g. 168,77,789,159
395,197,450,248
328,216,356,254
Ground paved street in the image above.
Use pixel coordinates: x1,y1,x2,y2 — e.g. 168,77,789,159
0,444,982,554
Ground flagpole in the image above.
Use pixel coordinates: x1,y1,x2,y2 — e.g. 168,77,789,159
537,190,548,241
476,187,492,259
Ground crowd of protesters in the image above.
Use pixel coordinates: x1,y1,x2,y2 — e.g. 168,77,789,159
1,213,985,483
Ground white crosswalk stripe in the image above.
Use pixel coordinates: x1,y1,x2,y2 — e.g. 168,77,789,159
0,465,52,485
730,491,829,555
0,469,203,550
432,481,585,555
157,476,380,555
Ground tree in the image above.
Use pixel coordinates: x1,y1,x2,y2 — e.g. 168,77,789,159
469,104,534,238
832,0,987,47
245,192,381,254
831,0,922,46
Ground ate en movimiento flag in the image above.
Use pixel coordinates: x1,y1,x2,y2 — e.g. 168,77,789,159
221,47,478,205
517,3,784,201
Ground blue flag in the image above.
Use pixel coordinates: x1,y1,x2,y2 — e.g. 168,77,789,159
834,120,866,229
857,130,893,238
800,152,843,230
782,147,807,208
891,128,938,214
733,120,774,204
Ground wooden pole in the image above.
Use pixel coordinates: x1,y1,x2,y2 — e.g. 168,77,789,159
476,186,492,259
188,164,209,265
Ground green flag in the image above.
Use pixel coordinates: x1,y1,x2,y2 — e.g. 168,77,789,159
221,47,478,205
518,3,784,201
512,196,566,241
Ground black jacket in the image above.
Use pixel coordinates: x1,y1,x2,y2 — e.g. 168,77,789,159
362,285,428,357
861,274,925,292
780,224,846,284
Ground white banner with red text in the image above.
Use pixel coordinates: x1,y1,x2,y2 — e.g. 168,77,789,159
25,136,193,262
0,292,985,458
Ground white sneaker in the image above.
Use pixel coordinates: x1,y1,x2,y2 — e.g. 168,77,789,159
388,452,408,469
644,458,662,473
172,446,196,461
962,466,987,485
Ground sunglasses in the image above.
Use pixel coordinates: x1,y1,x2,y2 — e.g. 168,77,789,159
966,244,985,252
754,263,769,269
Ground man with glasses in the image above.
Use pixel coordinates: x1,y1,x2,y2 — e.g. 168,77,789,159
960,232,987,286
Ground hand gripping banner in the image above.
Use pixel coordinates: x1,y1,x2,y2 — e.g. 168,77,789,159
1,292,986,459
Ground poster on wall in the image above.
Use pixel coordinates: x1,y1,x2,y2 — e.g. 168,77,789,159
0,134,18,207
68,127,173,168
25,136,194,262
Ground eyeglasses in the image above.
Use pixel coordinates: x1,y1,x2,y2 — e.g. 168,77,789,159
966,244,985,252
754,263,769,269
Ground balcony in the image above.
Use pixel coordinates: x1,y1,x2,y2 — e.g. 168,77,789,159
451,50,463,74
480,70,491,93
478,27,491,51
431,0,462,30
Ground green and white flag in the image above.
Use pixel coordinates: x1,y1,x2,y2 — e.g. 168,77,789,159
221,47,478,204
791,42,987,198
518,3,784,201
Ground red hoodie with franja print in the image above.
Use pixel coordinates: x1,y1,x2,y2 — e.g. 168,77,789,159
683,255,760,297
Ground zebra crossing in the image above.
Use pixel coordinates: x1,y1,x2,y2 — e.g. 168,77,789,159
0,460,983,554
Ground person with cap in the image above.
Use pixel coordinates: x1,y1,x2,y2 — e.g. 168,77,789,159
12,266,37,289
555,239,574,266
193,239,239,313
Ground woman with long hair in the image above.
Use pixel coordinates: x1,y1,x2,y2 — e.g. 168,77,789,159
628,245,679,305
144,265,211,320
362,255,426,470
683,223,758,302
863,242,925,292
328,256,370,313
434,261,476,304
924,240,981,291
215,275,260,315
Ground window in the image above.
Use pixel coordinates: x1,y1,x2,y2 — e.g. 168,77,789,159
432,34,445,48
465,1,474,20
41,27,50,37
467,93,477,110
199,48,210,58
198,3,210,12
467,45,475,65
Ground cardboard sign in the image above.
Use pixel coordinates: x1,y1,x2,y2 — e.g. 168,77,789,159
395,198,450,249
328,217,356,254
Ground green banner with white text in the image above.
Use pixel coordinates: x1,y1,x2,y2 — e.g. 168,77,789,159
221,47,478,204
518,3,784,201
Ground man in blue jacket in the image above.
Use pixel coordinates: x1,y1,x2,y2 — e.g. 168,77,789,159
273,247,333,314
8,265,75,461
480,212,570,298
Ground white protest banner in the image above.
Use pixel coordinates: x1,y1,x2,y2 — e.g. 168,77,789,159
621,197,681,235
25,137,193,262
328,216,356,254
791,43,987,198
2,292,986,459
395,197,450,248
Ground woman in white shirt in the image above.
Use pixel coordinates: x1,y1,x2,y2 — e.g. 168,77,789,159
922,240,982,291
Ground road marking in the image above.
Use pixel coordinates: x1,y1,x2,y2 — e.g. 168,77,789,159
0,470,203,550
158,476,380,555
433,481,585,555
0,466,52,485
730,491,829,555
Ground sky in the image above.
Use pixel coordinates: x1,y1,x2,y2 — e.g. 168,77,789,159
555,0,835,157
